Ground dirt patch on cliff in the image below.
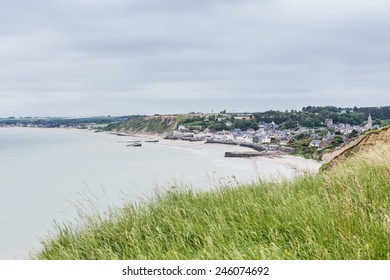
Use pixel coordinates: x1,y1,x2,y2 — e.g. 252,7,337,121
321,126,390,171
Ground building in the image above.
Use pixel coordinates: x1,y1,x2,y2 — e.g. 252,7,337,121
367,113,373,130
325,118,333,126
262,137,271,144
309,140,322,147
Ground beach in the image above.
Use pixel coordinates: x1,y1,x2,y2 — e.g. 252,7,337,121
122,132,323,176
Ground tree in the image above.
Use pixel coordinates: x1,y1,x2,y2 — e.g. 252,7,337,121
347,129,359,138
284,120,298,129
331,136,344,147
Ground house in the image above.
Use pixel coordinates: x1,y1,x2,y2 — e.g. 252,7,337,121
259,122,277,131
325,118,333,126
234,115,252,121
296,127,309,134
178,125,188,132
309,140,322,147
319,140,331,149
322,131,334,141
262,137,271,144
225,120,233,127
353,126,363,134
279,139,289,146
233,128,243,135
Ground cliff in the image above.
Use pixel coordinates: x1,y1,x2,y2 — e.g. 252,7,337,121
321,126,390,170
105,115,178,135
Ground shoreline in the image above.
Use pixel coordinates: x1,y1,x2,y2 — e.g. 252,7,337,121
123,132,323,175
77,128,325,175
2,127,323,175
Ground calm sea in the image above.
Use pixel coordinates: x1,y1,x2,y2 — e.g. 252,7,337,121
0,127,295,259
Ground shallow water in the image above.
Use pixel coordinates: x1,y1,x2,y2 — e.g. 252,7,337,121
0,127,295,259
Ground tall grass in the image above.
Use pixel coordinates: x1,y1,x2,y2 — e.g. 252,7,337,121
36,144,390,259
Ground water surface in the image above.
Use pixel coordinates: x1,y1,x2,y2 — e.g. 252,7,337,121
0,128,294,259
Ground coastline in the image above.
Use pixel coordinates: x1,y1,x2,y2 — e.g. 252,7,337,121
0,126,322,259
2,127,323,175
107,130,323,175
120,131,323,175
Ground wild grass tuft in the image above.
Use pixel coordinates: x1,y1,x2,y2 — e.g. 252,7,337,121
36,144,390,259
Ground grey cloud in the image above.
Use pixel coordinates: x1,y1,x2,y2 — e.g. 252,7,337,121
0,0,389,116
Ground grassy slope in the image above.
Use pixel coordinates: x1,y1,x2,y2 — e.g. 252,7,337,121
37,143,390,260
105,116,178,134
321,126,390,171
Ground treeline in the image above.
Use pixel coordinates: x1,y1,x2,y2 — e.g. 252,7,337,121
254,106,390,129
0,116,134,128
179,106,390,132
179,115,259,131
208,118,259,131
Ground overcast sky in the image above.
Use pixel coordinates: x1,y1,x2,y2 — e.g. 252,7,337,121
0,0,389,117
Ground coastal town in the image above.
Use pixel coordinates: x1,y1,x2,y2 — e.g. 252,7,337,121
164,112,378,158
1,106,388,159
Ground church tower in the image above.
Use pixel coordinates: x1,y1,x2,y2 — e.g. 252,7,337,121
367,113,373,129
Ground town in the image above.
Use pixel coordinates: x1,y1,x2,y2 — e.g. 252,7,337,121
2,106,389,159
164,108,385,159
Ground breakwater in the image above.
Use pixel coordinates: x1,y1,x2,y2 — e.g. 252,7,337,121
205,140,267,152
225,151,262,157
164,138,295,154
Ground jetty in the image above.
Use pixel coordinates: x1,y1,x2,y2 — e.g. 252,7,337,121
126,142,142,147
224,151,284,158
109,132,130,136
205,140,266,150
225,151,262,158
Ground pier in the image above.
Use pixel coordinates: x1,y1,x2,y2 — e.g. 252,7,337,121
224,151,262,158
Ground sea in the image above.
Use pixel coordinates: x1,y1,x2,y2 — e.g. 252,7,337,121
0,127,296,259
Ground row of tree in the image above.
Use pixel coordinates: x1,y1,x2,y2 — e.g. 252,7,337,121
254,106,390,129
181,106,390,131
0,116,133,128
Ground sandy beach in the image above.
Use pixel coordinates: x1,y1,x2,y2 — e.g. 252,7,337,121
265,155,323,174
122,132,324,175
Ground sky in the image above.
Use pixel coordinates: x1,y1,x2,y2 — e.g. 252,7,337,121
0,0,389,117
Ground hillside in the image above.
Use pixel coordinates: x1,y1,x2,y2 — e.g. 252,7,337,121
105,115,178,135
321,126,390,170
36,141,389,259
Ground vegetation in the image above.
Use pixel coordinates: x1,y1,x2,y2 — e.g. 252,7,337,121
0,116,133,128
104,116,178,134
289,135,344,160
37,143,390,260
178,114,259,132
321,126,390,171
254,106,390,128
175,106,390,132
288,138,319,159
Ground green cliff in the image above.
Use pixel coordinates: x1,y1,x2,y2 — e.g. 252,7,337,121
105,115,178,135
